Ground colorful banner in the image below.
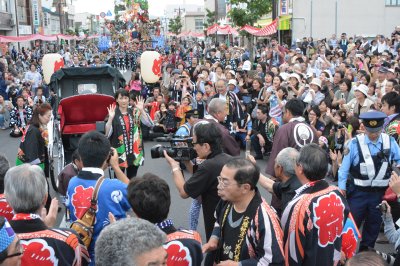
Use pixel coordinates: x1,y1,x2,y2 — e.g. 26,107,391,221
240,18,278,37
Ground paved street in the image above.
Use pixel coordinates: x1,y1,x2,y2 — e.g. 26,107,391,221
0,70,394,255
0,126,268,242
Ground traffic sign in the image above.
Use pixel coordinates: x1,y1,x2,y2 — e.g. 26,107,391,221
100,12,106,18
106,10,112,16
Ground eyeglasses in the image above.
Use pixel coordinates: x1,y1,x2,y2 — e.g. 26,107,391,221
191,141,203,146
217,176,237,188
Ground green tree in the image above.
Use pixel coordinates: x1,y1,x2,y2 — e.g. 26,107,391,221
65,29,76,35
203,8,216,29
228,0,273,59
168,16,183,35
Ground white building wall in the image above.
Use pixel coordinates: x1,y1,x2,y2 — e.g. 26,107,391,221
292,0,400,40
183,15,204,33
204,0,215,12
164,4,203,18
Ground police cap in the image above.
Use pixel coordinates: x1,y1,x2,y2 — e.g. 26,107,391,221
185,109,199,119
359,111,387,133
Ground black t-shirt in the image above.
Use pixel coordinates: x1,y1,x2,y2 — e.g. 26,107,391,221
272,176,302,217
184,152,232,240
252,120,268,140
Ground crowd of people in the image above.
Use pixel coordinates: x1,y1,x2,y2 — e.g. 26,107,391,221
0,27,400,265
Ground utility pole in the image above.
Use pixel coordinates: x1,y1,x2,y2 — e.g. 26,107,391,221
13,0,20,50
215,0,219,43
174,7,185,17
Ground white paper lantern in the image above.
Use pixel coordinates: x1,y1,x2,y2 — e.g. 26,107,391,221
140,51,162,83
43,53,64,84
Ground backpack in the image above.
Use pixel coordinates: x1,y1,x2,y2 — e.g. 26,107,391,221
70,177,105,248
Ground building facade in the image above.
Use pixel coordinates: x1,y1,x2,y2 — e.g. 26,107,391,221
182,11,204,33
75,12,98,34
164,3,203,19
292,0,400,40
204,0,227,20
42,6,60,34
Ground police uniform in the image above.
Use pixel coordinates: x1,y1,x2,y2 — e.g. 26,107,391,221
175,109,199,137
338,111,400,250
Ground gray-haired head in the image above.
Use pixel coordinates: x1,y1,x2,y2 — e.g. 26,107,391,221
4,164,47,214
95,217,166,266
275,147,299,179
0,154,10,193
208,98,226,116
297,143,328,181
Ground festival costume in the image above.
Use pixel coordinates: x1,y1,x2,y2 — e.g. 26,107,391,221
281,180,350,266
211,190,284,265
384,113,400,144
66,170,131,264
10,213,90,266
0,194,13,221
108,107,152,177
157,219,203,266
9,105,33,129
16,124,48,169
266,117,318,177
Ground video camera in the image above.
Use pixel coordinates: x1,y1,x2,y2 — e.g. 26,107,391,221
151,135,197,161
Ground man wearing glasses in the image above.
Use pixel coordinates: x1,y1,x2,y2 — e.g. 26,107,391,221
164,122,232,241
202,158,284,265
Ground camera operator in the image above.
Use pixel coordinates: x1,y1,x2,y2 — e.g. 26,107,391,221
163,122,231,241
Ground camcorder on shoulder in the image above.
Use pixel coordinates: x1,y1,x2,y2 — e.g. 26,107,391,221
151,135,197,161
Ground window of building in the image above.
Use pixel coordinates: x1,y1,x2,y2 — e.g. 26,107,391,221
0,0,7,12
17,6,27,23
386,0,400,6
195,18,203,30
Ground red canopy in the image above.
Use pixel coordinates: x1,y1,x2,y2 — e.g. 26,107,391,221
253,18,278,36
206,24,238,36
240,18,278,37
240,25,261,35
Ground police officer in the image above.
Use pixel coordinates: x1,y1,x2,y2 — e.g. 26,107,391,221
175,109,199,137
339,111,400,251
